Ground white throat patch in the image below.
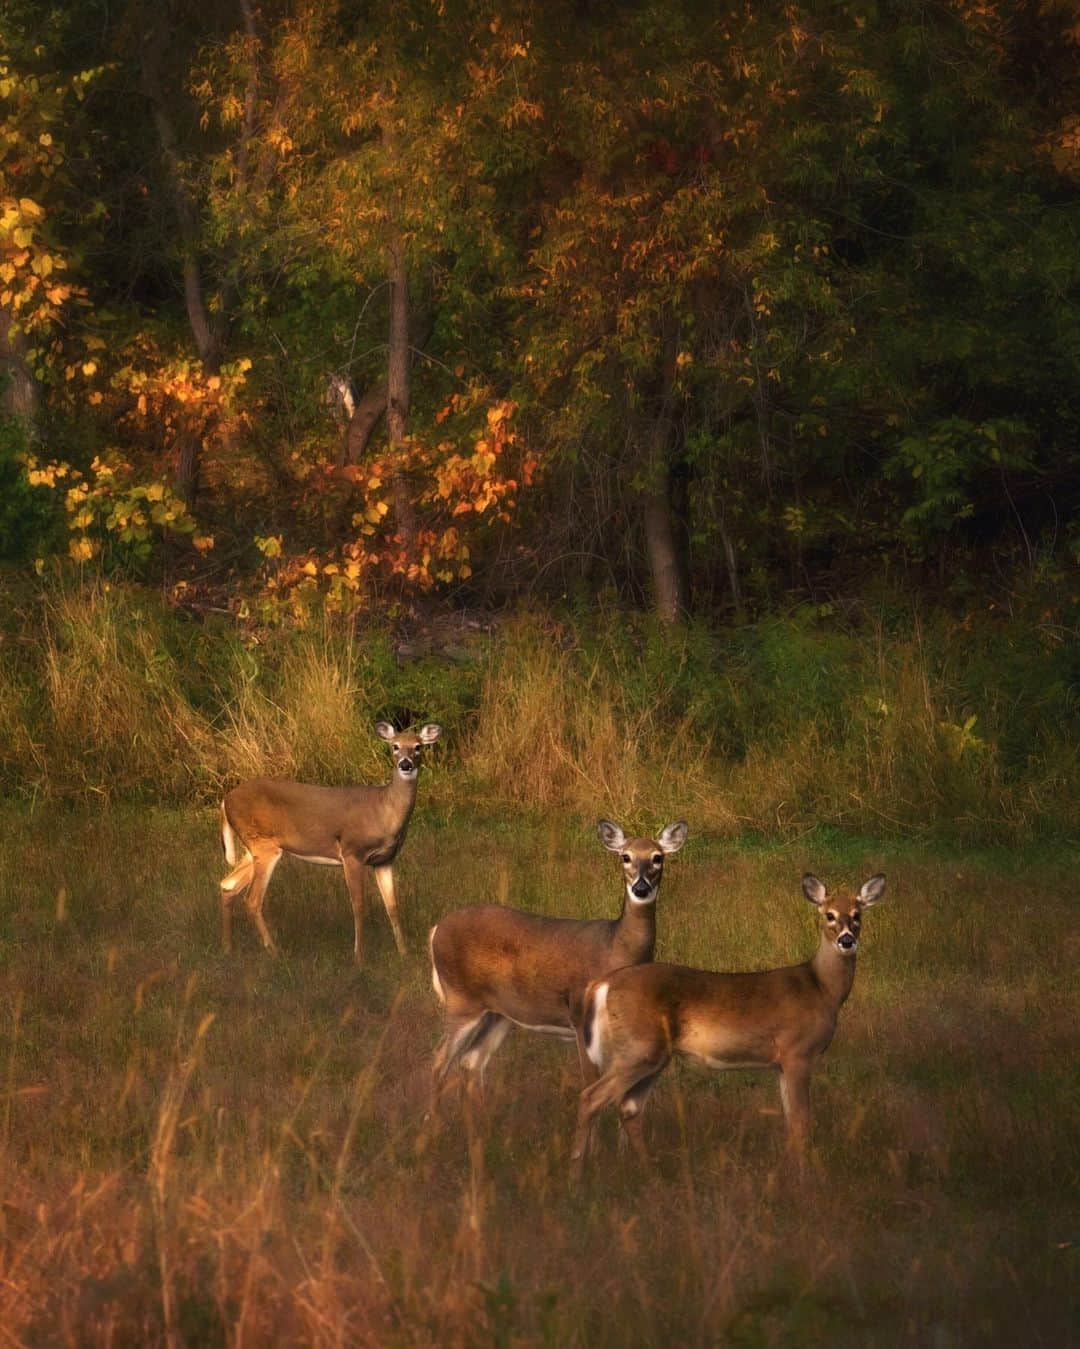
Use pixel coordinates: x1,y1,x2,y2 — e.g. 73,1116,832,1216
627,882,657,906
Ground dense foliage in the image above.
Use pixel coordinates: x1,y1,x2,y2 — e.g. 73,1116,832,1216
0,0,1075,619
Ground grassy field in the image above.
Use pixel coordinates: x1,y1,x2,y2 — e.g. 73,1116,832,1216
0,805,1076,1345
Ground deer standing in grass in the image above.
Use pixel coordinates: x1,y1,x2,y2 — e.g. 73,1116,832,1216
218,721,442,962
571,872,886,1172
429,819,688,1090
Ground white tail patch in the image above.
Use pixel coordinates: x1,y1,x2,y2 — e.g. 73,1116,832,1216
585,982,610,1068
221,802,238,867
429,926,446,1004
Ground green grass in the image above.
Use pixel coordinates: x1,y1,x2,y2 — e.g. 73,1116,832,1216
0,807,1076,1344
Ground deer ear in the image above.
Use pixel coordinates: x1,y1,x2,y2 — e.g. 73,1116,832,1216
418,723,442,744
597,820,626,852
658,820,689,854
859,873,886,907
374,721,396,742
802,874,828,906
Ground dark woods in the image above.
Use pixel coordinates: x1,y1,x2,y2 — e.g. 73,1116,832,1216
0,0,1075,615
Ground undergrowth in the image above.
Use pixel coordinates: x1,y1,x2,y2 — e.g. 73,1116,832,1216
0,570,1074,842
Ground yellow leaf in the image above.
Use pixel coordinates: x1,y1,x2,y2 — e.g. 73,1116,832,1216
82,360,97,376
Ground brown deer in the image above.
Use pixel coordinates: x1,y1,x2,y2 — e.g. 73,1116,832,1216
429,819,689,1089
571,872,886,1171
218,721,442,962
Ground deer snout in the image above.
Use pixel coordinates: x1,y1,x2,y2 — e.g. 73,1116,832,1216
837,932,857,951
631,876,653,899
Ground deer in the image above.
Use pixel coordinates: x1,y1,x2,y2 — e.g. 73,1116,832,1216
218,721,442,963
570,871,886,1173
428,818,689,1092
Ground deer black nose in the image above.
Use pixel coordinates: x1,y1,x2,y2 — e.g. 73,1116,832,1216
399,758,414,773
838,933,856,950
631,879,652,898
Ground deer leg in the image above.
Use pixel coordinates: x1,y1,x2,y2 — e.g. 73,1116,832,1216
219,854,254,954
431,1010,494,1119
219,855,251,952
617,1069,663,1165
459,1014,510,1087
575,1027,600,1087
372,864,406,956
778,1058,813,1160
243,848,282,954
571,1059,667,1177
342,855,367,965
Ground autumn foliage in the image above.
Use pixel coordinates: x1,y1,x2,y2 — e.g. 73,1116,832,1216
0,1,1075,621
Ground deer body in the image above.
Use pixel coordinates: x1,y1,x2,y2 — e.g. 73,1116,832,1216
572,873,885,1169
429,820,688,1084
219,722,441,962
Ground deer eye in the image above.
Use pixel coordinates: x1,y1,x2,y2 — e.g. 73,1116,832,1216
651,854,663,865
621,854,632,864
826,911,837,923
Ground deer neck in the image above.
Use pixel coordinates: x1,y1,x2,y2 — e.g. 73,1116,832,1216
612,887,658,964
810,934,857,1007
381,768,419,831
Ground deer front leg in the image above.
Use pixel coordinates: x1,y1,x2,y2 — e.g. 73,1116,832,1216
372,864,407,956
342,854,367,965
778,1058,813,1161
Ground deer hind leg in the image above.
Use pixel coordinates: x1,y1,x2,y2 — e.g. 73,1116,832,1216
219,853,254,953
459,1014,510,1087
243,847,282,954
432,1010,493,1085
371,864,406,956
571,1057,668,1175
617,1069,664,1164
576,1030,600,1087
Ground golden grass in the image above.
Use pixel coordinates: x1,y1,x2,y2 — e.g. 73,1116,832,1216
218,633,387,787
0,808,1075,1344
0,578,1073,846
458,620,737,831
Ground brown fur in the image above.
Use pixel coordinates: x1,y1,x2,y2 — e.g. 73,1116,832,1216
219,722,441,961
572,872,886,1169
429,819,688,1086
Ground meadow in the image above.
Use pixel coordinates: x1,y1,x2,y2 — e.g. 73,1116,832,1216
0,806,1075,1346
0,577,1076,1343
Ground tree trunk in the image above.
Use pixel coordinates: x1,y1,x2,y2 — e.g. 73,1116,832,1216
719,517,744,620
0,312,37,438
340,380,389,467
385,241,418,560
639,323,687,625
643,483,684,625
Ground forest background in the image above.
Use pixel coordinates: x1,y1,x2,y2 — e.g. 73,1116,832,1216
0,0,1075,837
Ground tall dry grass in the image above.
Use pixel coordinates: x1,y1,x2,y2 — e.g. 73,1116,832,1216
0,574,1073,842
458,617,738,830
35,581,218,801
